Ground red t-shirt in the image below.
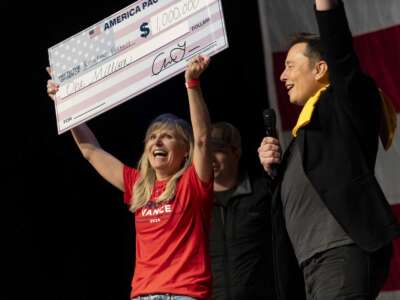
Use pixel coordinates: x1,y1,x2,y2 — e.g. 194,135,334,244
123,165,213,300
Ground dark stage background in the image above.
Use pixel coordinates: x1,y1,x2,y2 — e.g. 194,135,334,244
3,1,269,299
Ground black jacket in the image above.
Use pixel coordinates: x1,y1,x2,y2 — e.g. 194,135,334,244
209,174,274,300
271,2,400,300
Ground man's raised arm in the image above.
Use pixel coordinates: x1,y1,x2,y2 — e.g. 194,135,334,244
315,0,338,11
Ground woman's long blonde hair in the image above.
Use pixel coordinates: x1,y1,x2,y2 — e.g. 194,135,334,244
129,114,194,212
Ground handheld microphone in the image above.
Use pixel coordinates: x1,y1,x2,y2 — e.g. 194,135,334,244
262,108,278,178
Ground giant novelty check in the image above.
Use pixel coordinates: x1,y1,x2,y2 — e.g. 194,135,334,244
48,0,228,134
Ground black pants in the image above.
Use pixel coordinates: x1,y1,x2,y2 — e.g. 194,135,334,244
301,243,392,300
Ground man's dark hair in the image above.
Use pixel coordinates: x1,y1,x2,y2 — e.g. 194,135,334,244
289,32,327,64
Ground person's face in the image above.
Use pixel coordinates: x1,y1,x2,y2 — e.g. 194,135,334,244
280,42,322,106
212,145,240,182
146,128,188,178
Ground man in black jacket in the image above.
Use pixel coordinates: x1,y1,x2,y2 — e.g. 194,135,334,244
258,0,400,299
209,122,274,300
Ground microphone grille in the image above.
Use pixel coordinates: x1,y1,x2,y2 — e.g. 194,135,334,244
262,108,276,128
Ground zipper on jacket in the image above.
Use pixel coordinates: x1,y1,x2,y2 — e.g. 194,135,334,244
220,206,225,225
220,206,233,300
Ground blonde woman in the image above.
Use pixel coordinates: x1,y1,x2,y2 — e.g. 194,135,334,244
47,55,213,300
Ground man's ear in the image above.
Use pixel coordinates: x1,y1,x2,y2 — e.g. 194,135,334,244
314,60,328,81
233,147,242,159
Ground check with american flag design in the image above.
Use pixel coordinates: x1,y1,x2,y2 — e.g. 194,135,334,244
48,0,228,134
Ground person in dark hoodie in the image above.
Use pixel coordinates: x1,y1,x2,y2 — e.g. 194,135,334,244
209,122,274,300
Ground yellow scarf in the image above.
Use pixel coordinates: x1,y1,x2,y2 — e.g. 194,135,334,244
292,85,329,137
291,85,397,151
379,89,397,151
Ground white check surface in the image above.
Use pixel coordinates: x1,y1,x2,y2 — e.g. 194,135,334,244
48,0,228,134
